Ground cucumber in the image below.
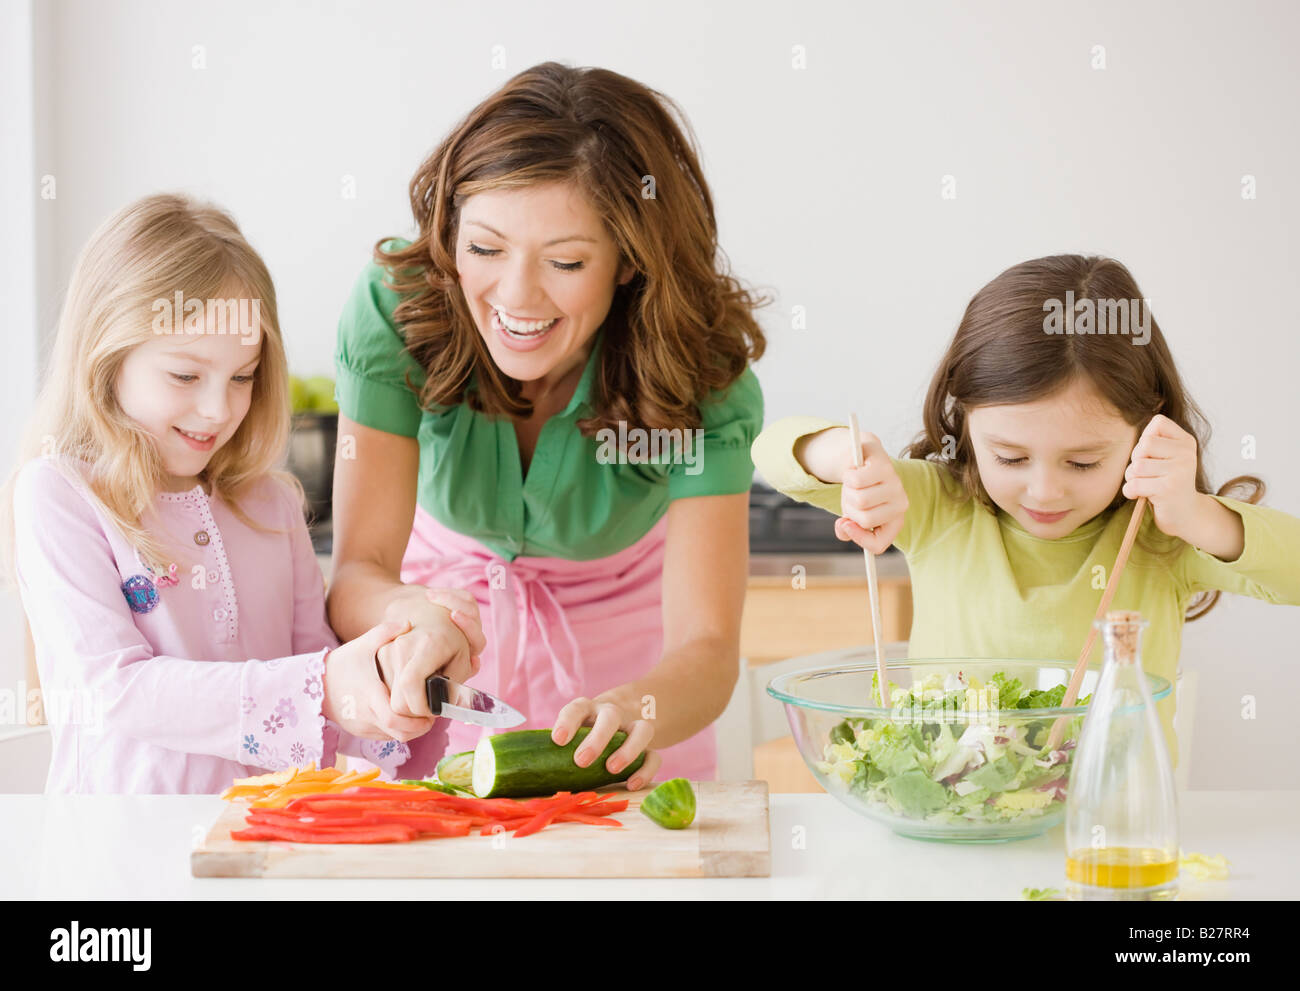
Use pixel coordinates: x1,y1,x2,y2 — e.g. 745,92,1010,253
402,779,463,796
435,750,474,790
471,728,646,798
640,777,696,829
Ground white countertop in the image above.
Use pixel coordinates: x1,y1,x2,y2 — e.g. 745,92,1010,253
1,790,1291,899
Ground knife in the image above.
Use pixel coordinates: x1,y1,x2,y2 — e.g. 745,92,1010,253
424,674,526,729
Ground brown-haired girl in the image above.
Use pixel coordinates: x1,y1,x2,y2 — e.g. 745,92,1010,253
327,62,768,786
752,254,1300,766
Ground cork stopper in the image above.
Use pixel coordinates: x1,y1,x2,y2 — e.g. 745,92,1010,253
1103,609,1144,664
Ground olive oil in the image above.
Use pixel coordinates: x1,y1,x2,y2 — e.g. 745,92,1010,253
1066,847,1179,888
1064,611,1180,901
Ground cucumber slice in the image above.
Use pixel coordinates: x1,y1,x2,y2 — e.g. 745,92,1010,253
435,750,474,790
401,779,463,796
471,728,646,798
639,777,696,829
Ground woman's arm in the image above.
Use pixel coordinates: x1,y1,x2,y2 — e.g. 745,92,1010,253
326,414,478,719
555,492,748,785
327,414,432,637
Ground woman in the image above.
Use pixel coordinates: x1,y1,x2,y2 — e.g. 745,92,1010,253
327,62,767,787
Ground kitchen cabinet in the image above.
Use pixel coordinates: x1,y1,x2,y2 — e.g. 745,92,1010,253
743,553,911,793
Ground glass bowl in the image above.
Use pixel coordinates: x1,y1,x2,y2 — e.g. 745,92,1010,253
767,655,1172,843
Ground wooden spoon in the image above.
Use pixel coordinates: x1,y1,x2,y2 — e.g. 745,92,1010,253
1044,496,1148,751
848,414,891,707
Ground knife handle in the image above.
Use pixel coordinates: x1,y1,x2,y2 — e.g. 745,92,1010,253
425,675,448,717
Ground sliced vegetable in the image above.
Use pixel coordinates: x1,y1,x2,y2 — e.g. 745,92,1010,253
639,778,696,829
402,779,464,796
231,822,416,843
513,792,593,838
434,751,475,790
471,728,646,798
229,782,632,844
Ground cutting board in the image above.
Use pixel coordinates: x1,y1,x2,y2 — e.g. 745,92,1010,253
191,780,770,878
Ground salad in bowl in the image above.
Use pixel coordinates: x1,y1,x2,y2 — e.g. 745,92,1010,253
767,655,1171,842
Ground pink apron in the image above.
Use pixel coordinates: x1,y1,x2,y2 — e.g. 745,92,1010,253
385,506,716,784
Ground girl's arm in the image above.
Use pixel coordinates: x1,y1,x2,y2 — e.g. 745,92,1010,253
12,461,332,770
551,492,748,785
1177,497,1300,605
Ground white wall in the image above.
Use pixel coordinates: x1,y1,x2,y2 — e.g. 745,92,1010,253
11,0,1300,787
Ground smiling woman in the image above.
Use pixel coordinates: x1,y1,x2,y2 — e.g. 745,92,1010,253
327,61,770,788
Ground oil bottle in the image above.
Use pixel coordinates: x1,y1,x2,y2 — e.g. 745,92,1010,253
1064,609,1179,900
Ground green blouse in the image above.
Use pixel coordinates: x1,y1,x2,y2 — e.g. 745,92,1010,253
333,248,763,562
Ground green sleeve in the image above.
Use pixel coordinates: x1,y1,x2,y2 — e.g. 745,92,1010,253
333,248,426,438
1176,496,1300,605
749,415,964,555
668,367,764,500
749,415,843,515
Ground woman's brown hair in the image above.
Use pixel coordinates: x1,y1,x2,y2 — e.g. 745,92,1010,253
376,61,768,434
903,254,1263,621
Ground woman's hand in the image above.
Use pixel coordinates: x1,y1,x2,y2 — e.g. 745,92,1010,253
321,619,437,741
1121,414,1202,538
551,696,660,791
376,587,487,723
834,430,908,555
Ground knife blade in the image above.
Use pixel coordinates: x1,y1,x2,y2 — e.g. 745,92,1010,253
424,674,526,729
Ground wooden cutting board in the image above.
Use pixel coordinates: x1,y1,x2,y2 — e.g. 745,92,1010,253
191,780,770,878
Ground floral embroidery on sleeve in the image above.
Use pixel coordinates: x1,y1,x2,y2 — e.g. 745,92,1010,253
239,650,329,771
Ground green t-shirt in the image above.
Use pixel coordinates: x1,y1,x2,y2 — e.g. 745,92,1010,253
333,247,763,562
752,415,1300,769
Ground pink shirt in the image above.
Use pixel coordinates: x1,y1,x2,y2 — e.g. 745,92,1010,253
12,457,421,794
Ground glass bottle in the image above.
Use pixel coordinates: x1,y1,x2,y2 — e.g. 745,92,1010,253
1064,610,1179,900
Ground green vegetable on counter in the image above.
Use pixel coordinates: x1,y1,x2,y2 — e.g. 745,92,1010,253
639,778,696,829
431,728,646,798
1022,887,1064,900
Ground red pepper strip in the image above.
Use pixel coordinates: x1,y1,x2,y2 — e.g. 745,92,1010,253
231,823,416,843
249,807,477,833
513,793,592,838
339,786,445,801
288,798,455,814
517,790,601,811
480,819,533,836
554,813,623,827
416,795,537,819
574,799,628,816
359,815,472,836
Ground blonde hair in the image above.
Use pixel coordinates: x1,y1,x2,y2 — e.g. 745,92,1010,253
1,192,303,581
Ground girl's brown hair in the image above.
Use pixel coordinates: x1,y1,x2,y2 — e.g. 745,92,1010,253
903,254,1263,621
375,61,767,434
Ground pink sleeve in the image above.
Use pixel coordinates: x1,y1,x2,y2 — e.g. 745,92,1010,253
13,460,331,771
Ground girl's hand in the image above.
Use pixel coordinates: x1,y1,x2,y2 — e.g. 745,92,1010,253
321,619,436,741
834,431,909,555
377,587,487,722
551,696,661,791
1121,414,1202,539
